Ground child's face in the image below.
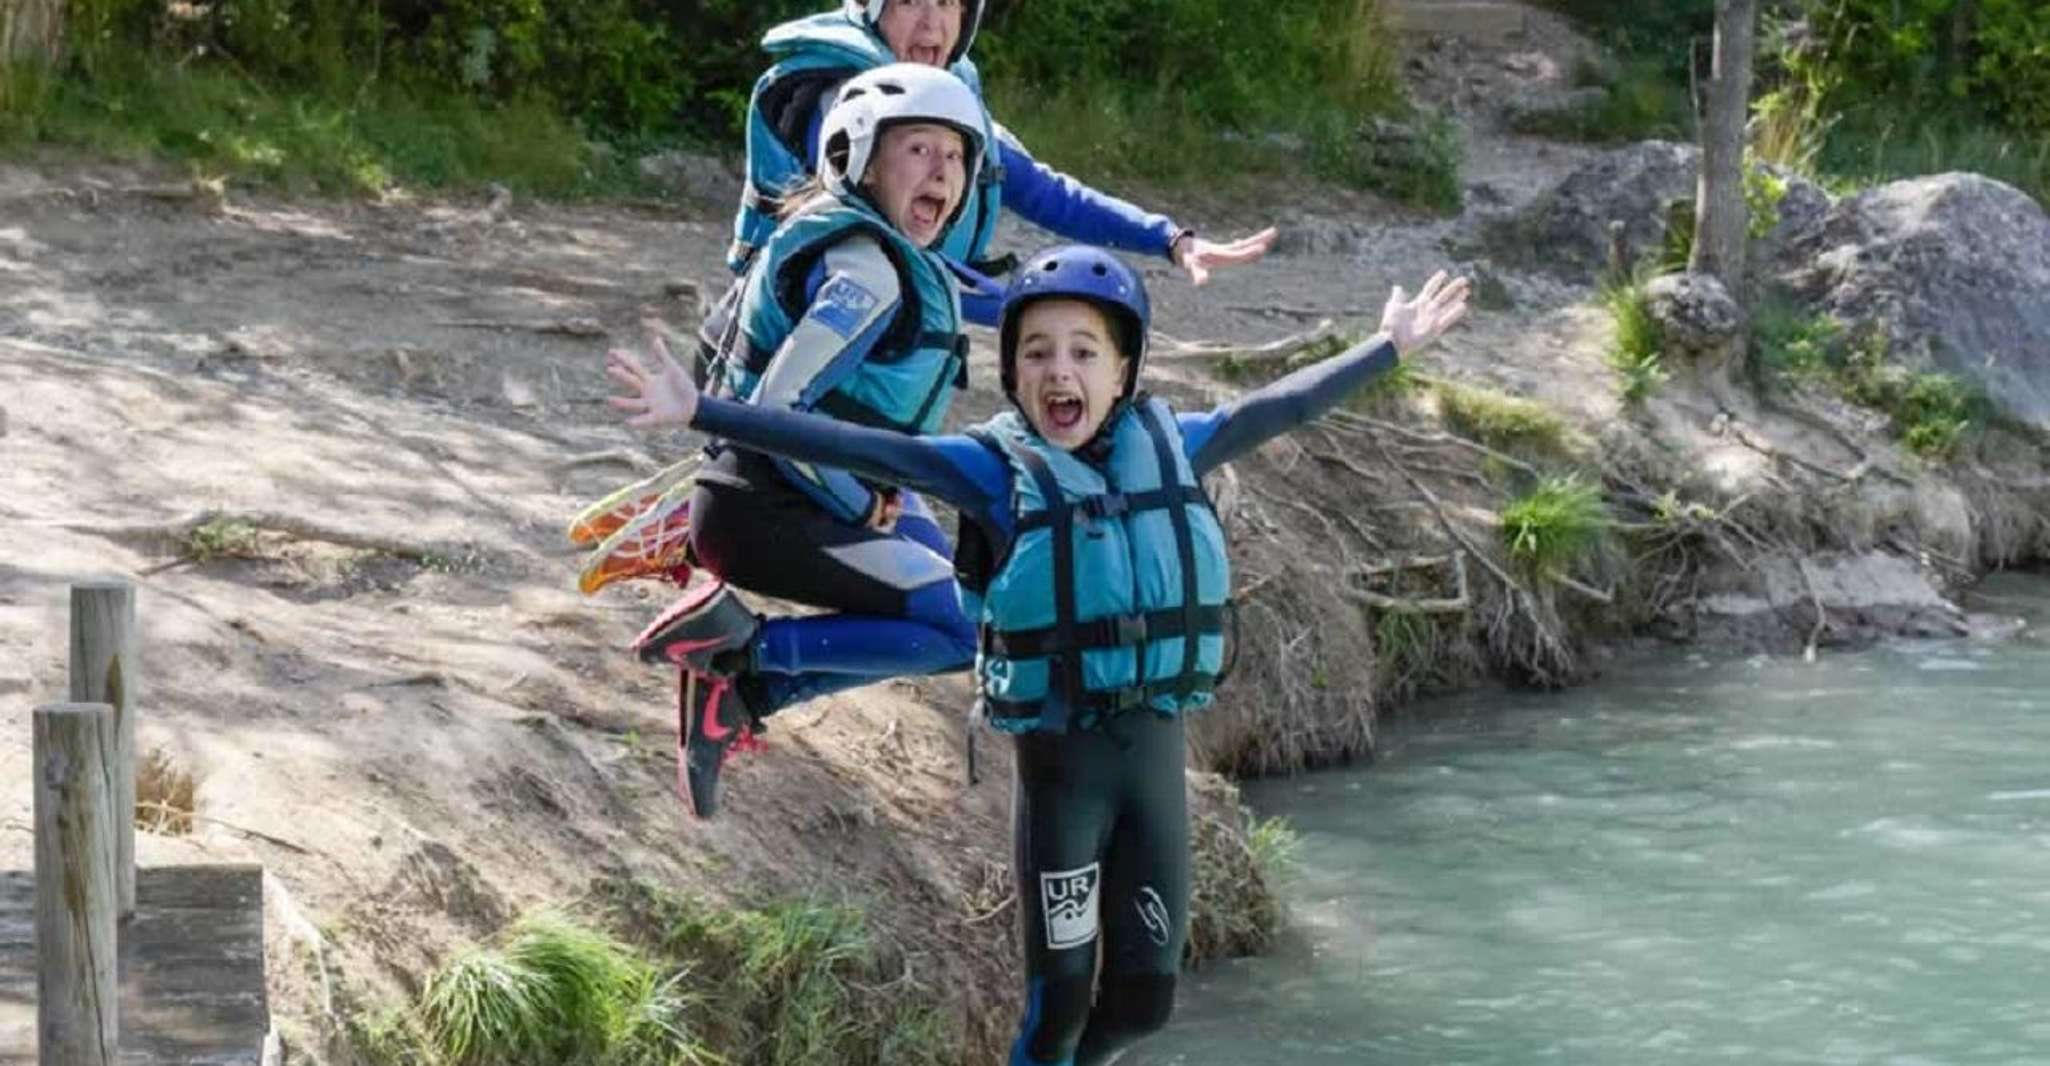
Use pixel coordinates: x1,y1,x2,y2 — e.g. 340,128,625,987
862,123,967,248
1012,299,1130,450
878,0,963,67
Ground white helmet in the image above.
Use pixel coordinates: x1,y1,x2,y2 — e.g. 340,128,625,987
819,63,987,229
843,0,985,66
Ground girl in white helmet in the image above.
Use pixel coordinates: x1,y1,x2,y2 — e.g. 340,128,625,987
729,0,1277,286
607,64,997,820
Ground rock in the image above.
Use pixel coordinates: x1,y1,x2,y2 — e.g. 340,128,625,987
1643,271,1741,369
1757,162,1832,249
1271,213,1376,257
1483,140,1700,280
1775,173,2050,433
637,149,740,202
1689,551,1966,650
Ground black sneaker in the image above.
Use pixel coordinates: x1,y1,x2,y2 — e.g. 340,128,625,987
676,669,754,819
632,582,760,672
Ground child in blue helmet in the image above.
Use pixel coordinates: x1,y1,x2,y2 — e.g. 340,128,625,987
730,0,1277,289
606,247,1470,1064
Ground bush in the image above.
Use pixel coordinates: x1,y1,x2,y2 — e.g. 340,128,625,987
981,0,1444,204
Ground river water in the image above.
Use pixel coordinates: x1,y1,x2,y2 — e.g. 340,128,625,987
1130,572,2050,1066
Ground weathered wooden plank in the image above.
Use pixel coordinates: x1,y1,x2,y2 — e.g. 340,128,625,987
35,703,119,1066
70,582,139,920
0,865,266,1066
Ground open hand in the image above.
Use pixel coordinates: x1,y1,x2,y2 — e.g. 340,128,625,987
1379,271,1472,357
606,323,699,429
1174,226,1279,286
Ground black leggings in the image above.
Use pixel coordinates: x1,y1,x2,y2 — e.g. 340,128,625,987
1010,712,1190,1066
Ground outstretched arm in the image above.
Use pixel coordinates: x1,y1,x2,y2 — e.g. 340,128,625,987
1186,272,1472,473
996,131,1278,285
606,329,1008,519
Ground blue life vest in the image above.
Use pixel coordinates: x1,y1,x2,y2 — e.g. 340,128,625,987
728,12,1005,274
715,196,967,437
958,399,1231,733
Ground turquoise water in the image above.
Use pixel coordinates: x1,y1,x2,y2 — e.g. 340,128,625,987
1130,574,2050,1065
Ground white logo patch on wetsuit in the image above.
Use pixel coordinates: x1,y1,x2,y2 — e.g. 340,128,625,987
1135,886,1171,947
1040,863,1101,950
810,275,881,339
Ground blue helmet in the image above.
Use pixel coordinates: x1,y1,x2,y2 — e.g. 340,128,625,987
997,245,1152,403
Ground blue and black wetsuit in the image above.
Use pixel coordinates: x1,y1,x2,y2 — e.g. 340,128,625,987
691,333,1401,1066
694,197,978,717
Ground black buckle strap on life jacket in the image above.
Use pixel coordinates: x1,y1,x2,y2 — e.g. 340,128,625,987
983,604,1226,660
1009,439,1079,735
1012,485,1209,533
981,677,1217,729
1136,404,1205,702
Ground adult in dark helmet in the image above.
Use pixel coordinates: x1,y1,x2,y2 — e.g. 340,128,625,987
586,64,992,820
604,246,1472,1062
729,0,1276,287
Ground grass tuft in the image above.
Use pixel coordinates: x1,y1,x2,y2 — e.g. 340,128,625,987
179,517,264,562
1600,275,1667,403
1434,380,1572,455
1501,475,1609,578
134,746,197,836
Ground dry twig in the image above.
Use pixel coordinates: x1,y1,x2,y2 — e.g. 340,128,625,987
1149,319,1339,362
438,317,608,338
136,800,313,854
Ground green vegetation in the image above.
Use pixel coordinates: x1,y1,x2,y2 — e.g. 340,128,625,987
1750,297,1843,380
1247,816,1301,888
1501,474,1609,578
1371,609,1465,699
984,0,1457,208
1600,275,1666,403
3,0,1441,202
366,893,952,1066
406,911,702,1066
1840,334,1977,460
1508,57,1691,143
1750,301,1981,460
1535,1,2050,206
1435,380,1573,456
178,516,263,562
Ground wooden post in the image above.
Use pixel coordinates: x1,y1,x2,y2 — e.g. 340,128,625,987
34,703,120,1066
70,581,138,920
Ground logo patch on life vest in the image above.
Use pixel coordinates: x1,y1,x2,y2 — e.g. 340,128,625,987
1135,886,1171,947
1039,862,1101,950
810,275,881,339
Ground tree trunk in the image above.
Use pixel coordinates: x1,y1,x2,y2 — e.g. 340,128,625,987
1,0,67,65
1691,0,1756,289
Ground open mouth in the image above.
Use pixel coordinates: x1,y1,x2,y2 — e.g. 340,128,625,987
907,45,944,65
1043,395,1085,432
909,194,947,233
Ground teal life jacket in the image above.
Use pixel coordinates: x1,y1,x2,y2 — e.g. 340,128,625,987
727,12,1005,274
714,196,967,437
957,399,1232,734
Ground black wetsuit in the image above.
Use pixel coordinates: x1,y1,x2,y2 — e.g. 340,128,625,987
690,334,1402,1065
